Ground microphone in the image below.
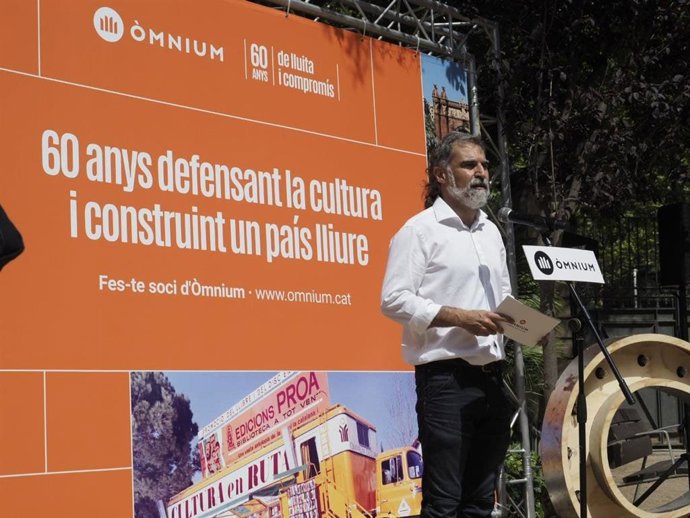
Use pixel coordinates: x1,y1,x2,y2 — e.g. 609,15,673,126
497,207,569,232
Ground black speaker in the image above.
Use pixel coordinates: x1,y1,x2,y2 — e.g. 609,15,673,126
658,203,690,286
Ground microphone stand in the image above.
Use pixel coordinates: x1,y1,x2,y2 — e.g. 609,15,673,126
539,231,635,518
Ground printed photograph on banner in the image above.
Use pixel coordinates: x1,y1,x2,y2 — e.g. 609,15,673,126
130,371,421,518
421,54,470,148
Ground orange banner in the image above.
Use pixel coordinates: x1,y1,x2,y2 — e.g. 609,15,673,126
0,1,425,372
0,1,426,516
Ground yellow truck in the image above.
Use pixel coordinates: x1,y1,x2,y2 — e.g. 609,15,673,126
166,404,422,518
375,446,423,518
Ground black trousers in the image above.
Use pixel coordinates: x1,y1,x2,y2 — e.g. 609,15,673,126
415,358,513,518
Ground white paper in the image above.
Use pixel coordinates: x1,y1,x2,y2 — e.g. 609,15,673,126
496,295,560,346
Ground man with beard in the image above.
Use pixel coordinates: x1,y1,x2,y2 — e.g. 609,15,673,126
381,132,513,518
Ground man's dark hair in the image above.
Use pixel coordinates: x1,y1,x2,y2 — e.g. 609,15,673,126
424,132,485,208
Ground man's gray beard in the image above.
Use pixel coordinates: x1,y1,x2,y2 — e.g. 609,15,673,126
446,174,490,209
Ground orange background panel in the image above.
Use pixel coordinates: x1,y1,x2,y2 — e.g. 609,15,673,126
46,372,131,471
0,71,424,371
0,469,133,517
0,0,37,73
372,39,426,153
0,373,44,475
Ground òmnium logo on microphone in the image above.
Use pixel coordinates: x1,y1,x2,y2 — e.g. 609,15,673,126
534,251,554,275
91,6,224,62
93,7,124,43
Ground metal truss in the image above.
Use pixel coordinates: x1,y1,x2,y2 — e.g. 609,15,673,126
251,2,536,517
259,0,475,59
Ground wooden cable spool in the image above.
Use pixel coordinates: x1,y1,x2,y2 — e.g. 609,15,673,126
541,334,690,517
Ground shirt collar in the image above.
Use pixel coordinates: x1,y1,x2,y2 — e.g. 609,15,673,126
432,196,487,230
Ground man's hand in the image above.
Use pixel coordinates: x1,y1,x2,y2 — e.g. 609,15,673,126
460,310,512,336
431,307,514,336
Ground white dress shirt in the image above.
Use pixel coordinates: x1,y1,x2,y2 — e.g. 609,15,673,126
381,197,512,366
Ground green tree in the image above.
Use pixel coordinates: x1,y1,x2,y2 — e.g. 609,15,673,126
462,0,690,397
131,372,199,518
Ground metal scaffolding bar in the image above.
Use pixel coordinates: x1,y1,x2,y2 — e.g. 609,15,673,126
260,0,469,59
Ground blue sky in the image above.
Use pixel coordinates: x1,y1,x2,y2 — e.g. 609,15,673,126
421,53,468,104
164,370,418,460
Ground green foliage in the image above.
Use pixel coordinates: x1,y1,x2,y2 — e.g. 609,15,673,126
463,0,689,414
131,372,199,518
504,444,547,518
463,0,689,221
504,345,546,427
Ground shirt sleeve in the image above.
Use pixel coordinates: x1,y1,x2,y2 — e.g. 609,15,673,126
380,225,442,335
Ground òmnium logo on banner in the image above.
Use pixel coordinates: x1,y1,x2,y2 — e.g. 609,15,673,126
93,7,124,43
534,251,554,275
91,7,224,62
